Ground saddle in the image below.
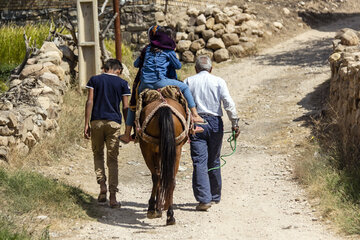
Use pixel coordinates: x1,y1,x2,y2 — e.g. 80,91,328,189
134,86,190,145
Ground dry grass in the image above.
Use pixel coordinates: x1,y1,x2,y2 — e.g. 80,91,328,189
294,113,360,235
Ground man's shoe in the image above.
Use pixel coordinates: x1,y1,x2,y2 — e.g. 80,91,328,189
196,202,212,211
211,201,220,205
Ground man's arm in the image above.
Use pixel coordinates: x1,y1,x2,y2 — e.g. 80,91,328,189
219,79,240,138
122,95,129,123
84,88,94,139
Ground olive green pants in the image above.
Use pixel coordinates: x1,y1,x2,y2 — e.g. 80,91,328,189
91,120,121,193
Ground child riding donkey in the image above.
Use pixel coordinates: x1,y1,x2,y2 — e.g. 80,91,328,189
119,25,205,143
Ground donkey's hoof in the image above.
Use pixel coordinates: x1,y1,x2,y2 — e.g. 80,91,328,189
147,210,162,219
166,217,176,225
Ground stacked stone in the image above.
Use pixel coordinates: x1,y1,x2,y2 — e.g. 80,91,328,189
174,5,264,63
0,42,72,161
328,28,360,153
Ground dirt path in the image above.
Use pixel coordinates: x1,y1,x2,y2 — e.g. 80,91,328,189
46,16,360,239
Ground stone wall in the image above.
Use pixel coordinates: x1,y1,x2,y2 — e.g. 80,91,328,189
0,42,72,161
328,28,360,157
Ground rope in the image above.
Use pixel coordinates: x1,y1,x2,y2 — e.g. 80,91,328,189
208,130,237,172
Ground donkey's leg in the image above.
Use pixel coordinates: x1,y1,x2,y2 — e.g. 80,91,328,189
166,181,176,225
147,153,162,219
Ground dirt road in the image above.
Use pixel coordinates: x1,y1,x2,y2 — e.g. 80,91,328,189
48,16,360,239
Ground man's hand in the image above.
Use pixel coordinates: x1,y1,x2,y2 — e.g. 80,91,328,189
232,126,240,139
84,125,91,139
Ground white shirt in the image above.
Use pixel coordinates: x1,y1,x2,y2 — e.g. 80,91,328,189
184,71,238,123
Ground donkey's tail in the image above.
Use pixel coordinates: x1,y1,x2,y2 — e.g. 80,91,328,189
158,106,176,209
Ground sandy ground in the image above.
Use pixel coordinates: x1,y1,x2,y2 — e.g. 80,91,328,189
41,16,360,240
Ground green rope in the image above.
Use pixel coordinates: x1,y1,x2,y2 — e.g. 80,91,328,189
208,131,237,172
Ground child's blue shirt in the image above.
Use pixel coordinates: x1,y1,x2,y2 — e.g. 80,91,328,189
134,45,181,83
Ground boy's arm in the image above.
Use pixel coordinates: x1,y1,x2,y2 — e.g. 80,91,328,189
84,88,94,139
122,95,129,123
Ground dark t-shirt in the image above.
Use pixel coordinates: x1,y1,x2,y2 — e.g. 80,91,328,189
86,73,131,124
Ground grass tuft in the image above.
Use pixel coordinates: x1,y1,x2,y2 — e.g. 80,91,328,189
295,115,360,234
0,168,98,218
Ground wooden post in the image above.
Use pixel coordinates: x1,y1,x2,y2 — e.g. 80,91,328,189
77,0,101,90
113,0,122,61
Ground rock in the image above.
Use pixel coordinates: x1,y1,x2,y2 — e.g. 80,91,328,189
182,50,195,63
0,101,13,111
0,126,14,136
207,37,225,50
283,8,291,15
195,25,206,34
222,33,240,47
187,8,200,17
27,58,37,65
232,13,252,24
336,29,359,46
32,125,42,141
196,48,214,60
273,22,283,30
225,23,236,34
60,62,71,75
37,51,62,65
20,64,47,78
177,21,188,32
212,23,225,32
240,41,256,52
214,49,230,63
0,136,8,146
37,96,51,110
9,79,22,88
40,41,63,58
23,117,34,132
190,39,206,52
228,45,245,58
40,72,60,88
215,29,226,38
202,29,215,41
0,117,9,126
138,31,148,44
196,14,206,25
24,132,36,148
155,12,165,22
7,112,18,128
44,119,58,131
239,36,249,42
187,32,197,41
47,65,65,82
214,12,229,24
206,17,215,29
0,146,8,161
252,29,264,37
204,6,215,16
176,32,188,42
177,40,192,52
188,17,197,27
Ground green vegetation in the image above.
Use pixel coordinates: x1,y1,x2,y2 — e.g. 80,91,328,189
0,168,96,218
0,215,31,240
295,135,360,234
0,23,50,65
0,23,51,93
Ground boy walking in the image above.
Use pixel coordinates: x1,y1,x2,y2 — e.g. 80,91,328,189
84,59,130,208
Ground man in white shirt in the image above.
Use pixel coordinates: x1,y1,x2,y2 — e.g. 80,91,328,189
184,55,240,211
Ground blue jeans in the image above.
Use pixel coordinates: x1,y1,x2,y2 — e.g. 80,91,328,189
125,78,196,126
190,115,224,204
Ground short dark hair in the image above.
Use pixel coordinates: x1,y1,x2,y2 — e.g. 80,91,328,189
103,59,123,72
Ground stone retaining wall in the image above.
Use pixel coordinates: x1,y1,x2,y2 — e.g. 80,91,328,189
0,42,72,161
328,28,360,158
